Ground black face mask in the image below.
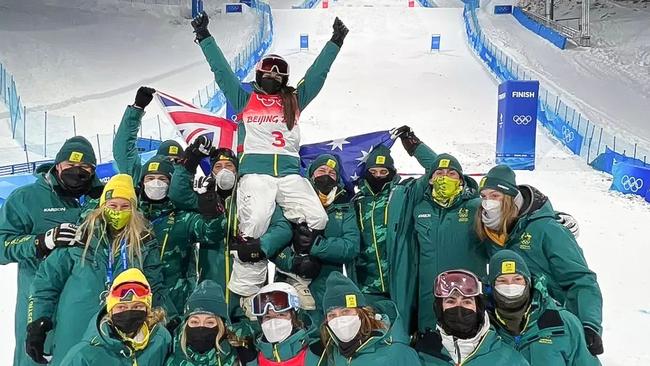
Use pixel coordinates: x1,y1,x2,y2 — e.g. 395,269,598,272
259,78,282,94
313,175,337,195
111,310,147,336
365,171,394,194
186,326,219,354
440,306,479,339
59,166,94,196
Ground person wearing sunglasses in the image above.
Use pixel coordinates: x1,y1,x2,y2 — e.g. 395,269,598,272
274,154,360,324
190,11,349,304
487,250,600,365
26,174,172,365
247,282,324,365
320,272,420,365
166,280,250,366
414,269,528,365
476,165,603,356
58,268,171,365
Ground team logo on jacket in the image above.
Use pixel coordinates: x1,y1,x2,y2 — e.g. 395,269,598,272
458,208,469,223
538,337,553,345
519,232,532,250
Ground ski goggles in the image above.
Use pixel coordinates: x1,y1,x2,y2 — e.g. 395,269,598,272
251,290,300,316
111,282,151,299
256,56,289,76
434,270,483,298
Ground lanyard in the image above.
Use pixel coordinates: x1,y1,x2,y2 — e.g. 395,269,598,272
106,238,128,285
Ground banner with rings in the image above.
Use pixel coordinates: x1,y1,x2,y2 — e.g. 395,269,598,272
610,159,650,198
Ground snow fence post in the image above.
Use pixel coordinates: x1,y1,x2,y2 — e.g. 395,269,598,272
44,111,47,157
96,134,102,163
23,106,27,151
73,115,77,136
157,115,162,140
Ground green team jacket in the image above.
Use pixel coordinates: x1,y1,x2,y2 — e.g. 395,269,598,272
418,327,529,366
274,186,360,324
0,171,102,366
114,105,225,314
28,226,170,365
321,303,421,366
199,36,340,177
413,177,488,332
352,143,438,335
165,325,239,366
60,310,171,366
484,185,603,333
492,278,601,366
168,165,292,313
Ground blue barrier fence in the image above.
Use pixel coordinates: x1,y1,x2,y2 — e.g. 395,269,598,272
0,62,24,139
512,7,566,49
192,0,274,113
294,0,320,9
416,0,436,7
462,1,650,190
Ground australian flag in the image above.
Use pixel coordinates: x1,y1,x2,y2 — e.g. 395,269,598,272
300,130,397,193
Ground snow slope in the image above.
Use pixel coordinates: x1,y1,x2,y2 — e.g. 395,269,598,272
0,0,649,364
477,0,650,149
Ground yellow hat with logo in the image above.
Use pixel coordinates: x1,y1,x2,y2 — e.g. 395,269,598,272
106,268,152,313
100,174,138,207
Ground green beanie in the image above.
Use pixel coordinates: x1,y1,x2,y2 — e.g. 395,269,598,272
429,153,463,175
308,154,342,178
157,140,184,158
322,272,367,312
480,165,518,196
55,136,97,166
184,280,229,322
365,145,395,172
140,155,175,181
488,250,531,285
210,147,238,169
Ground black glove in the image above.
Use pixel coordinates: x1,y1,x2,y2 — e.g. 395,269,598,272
330,17,348,48
184,135,213,173
556,211,580,238
413,330,446,359
291,254,322,279
235,340,258,363
35,223,80,259
233,236,266,263
292,223,322,255
395,125,421,156
26,317,53,364
133,86,156,109
196,178,225,219
584,326,603,356
165,317,182,336
191,11,211,43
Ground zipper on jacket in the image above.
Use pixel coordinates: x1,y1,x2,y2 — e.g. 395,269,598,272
273,344,281,361
453,337,461,365
459,330,489,365
370,199,386,292
357,201,365,230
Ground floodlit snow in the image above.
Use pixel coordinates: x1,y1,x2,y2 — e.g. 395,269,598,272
0,0,649,364
477,0,650,149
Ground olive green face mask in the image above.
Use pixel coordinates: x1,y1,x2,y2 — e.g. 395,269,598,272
104,207,132,230
431,176,462,207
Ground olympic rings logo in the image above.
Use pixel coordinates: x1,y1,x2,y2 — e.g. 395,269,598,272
513,115,532,125
621,175,644,192
562,126,575,143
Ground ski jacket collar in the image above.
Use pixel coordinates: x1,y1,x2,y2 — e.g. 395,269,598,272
438,312,491,364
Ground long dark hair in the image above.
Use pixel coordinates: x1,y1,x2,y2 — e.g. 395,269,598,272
280,85,298,130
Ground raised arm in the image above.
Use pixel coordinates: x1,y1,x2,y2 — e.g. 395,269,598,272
296,18,347,110
192,11,251,112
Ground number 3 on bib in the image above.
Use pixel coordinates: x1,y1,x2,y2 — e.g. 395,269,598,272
271,131,286,148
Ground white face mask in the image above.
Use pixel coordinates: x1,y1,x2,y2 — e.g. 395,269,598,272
481,199,502,230
328,315,361,343
143,179,169,201
495,284,527,299
261,318,293,344
214,169,236,191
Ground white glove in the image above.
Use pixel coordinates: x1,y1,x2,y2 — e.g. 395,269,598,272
556,212,579,238
193,175,215,195
44,223,79,250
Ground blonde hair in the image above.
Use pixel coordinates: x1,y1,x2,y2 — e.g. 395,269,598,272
320,307,387,359
475,195,520,240
79,200,151,267
180,316,242,357
100,307,167,338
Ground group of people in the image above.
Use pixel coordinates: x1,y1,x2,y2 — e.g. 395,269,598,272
0,10,604,366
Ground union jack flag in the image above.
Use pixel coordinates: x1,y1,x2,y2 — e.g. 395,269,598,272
155,91,238,151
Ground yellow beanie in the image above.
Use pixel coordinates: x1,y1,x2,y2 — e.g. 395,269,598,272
106,268,152,313
100,174,137,208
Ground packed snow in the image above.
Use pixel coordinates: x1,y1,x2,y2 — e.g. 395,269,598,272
1,0,649,364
